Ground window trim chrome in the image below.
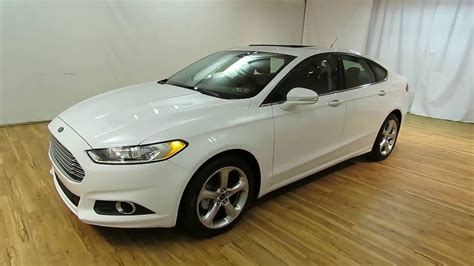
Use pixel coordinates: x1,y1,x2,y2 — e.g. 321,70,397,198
259,52,389,107
259,48,390,107
334,76,389,94
260,73,388,107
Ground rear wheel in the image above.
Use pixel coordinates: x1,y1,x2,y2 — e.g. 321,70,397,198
180,156,254,237
369,114,400,161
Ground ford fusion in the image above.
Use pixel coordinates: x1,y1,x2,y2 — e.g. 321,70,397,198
48,45,408,236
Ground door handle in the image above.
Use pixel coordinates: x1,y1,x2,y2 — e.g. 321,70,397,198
378,90,387,96
328,99,342,107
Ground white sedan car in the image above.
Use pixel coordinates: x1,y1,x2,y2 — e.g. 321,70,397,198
48,45,408,237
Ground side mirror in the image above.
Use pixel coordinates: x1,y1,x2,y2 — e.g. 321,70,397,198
280,87,319,111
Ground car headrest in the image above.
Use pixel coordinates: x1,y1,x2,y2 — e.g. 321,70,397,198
345,67,360,87
346,67,360,77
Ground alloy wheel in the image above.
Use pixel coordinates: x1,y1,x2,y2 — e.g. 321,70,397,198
196,166,249,229
379,119,398,156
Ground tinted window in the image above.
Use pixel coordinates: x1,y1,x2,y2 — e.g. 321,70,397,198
341,55,376,88
369,61,388,81
266,54,338,103
166,51,295,99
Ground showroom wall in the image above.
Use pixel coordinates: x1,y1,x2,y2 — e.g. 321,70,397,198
0,0,305,125
302,0,374,53
1,0,471,125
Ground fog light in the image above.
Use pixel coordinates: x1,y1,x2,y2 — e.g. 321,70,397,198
94,200,154,215
115,201,136,215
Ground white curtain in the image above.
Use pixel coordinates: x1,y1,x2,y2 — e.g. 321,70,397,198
366,0,473,122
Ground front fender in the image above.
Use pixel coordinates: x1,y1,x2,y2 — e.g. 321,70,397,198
168,110,275,200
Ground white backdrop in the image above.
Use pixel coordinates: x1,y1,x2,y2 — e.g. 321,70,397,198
1,0,472,124
366,0,473,122
0,0,305,125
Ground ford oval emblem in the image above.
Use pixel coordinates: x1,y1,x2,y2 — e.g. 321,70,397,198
58,127,64,133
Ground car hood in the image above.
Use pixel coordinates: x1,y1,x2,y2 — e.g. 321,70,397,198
58,82,250,148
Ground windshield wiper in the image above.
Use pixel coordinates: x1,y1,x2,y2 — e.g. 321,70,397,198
166,81,222,98
165,81,194,90
195,87,221,97
157,78,168,84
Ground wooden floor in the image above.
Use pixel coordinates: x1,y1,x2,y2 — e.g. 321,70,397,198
0,114,473,265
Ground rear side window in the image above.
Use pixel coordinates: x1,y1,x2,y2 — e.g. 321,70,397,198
369,61,388,81
341,55,376,88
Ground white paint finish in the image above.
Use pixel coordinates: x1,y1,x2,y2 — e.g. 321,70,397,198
49,117,190,227
280,87,319,110
302,0,374,53
48,46,408,228
271,92,345,184
0,0,305,125
338,83,385,154
57,82,240,148
166,103,276,195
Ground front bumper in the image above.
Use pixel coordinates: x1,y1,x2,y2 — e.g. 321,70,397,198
48,118,191,228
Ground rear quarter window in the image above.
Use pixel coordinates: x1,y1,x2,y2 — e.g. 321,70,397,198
369,61,388,81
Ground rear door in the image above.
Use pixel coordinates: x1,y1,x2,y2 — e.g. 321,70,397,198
336,54,387,155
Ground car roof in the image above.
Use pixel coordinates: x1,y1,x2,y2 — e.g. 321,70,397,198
227,44,364,58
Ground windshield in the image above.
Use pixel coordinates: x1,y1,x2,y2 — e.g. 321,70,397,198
165,51,295,99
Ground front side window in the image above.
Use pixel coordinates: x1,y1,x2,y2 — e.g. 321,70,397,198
341,55,376,88
265,54,338,103
165,51,295,99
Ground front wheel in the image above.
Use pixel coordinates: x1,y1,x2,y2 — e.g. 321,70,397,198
368,114,400,161
180,156,254,237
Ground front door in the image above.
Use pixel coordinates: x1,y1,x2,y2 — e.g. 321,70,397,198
267,54,346,185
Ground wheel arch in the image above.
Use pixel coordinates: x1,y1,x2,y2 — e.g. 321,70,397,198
390,109,403,124
370,108,403,152
176,148,261,225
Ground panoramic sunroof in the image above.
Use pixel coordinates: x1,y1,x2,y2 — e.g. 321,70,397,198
249,44,315,48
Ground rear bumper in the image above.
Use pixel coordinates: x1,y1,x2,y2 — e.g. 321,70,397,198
48,117,192,228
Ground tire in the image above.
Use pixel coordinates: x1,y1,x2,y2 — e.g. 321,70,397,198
179,156,255,238
368,114,400,161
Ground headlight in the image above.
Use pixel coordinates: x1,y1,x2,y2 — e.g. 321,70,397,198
87,140,187,164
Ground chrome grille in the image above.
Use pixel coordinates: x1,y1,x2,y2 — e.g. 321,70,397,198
50,137,85,181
